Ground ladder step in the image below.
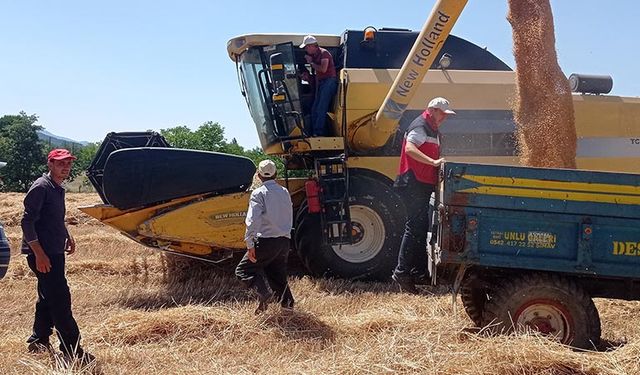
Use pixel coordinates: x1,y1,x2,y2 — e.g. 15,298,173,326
324,199,346,204
317,157,344,163
315,155,351,246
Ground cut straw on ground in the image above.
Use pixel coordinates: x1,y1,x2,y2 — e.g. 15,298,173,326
1,193,639,374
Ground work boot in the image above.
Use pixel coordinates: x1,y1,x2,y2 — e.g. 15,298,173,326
281,298,295,311
250,278,273,315
254,291,273,315
27,340,53,354
392,273,418,294
413,273,430,285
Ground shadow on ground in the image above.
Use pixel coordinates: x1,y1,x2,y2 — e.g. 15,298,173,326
112,274,255,310
308,276,451,297
261,309,335,344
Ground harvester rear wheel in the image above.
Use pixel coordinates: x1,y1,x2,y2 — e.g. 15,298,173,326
481,273,601,349
295,175,403,280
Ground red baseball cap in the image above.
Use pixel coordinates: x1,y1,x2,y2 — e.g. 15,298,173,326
47,149,77,162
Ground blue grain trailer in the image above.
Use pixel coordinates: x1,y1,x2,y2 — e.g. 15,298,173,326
435,162,640,349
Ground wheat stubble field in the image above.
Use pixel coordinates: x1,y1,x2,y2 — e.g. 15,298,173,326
1,192,639,374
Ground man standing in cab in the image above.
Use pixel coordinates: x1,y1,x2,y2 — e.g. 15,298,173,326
300,35,338,137
392,97,456,293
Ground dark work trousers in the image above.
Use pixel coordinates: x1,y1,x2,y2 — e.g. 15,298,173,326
235,237,294,307
393,182,436,279
26,254,83,356
311,77,338,136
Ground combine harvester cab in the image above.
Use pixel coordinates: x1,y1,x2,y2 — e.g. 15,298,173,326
80,132,256,262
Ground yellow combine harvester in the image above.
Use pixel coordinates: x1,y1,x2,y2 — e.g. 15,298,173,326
81,0,640,279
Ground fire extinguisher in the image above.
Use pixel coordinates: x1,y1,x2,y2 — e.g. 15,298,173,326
305,179,322,213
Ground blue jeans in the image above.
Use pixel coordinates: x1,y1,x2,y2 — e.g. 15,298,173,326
311,77,338,136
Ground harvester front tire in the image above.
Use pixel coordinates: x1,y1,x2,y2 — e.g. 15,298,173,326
295,175,403,280
481,273,601,349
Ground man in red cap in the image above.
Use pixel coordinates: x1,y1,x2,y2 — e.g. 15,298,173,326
21,149,94,365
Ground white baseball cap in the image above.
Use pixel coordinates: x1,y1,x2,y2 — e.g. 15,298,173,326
299,35,318,48
428,97,456,115
257,160,277,178
0,162,6,169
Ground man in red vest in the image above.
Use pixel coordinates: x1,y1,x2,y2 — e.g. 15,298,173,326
392,97,456,293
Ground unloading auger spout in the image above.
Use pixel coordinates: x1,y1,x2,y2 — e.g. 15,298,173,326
348,0,468,152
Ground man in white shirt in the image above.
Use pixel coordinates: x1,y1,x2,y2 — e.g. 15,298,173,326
235,160,295,314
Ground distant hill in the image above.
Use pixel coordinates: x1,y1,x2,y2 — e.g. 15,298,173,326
37,130,89,150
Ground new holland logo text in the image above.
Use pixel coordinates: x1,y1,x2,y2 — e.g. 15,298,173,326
212,212,246,221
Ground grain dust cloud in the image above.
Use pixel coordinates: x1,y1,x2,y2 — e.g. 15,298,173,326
507,0,577,169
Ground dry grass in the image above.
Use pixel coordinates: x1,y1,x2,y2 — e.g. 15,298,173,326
1,193,640,374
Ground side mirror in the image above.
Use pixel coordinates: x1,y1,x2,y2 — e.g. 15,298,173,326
270,53,285,82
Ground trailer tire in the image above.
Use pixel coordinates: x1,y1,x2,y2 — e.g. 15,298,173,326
460,273,492,327
481,273,601,349
295,175,404,280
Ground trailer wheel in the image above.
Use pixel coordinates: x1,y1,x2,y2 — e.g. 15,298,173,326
295,175,403,280
481,274,601,349
460,273,492,327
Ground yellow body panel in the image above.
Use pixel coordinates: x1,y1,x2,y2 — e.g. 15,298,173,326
80,193,249,256
264,137,345,154
138,192,250,251
573,95,640,137
80,178,308,257
460,175,640,205
79,194,208,234
347,157,399,182
336,68,640,173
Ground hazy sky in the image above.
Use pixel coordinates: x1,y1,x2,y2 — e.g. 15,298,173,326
1,0,638,147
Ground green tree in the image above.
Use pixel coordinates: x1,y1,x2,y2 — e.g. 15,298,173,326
194,121,226,151
0,112,46,192
73,142,100,174
222,138,245,155
71,142,100,191
160,121,228,152
159,121,291,176
159,126,195,149
243,146,288,176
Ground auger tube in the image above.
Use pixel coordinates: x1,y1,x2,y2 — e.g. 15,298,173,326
350,0,468,152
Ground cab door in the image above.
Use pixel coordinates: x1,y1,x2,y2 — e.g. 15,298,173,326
262,42,305,139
